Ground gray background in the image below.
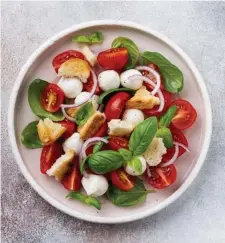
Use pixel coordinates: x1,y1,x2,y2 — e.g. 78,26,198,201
1,1,225,243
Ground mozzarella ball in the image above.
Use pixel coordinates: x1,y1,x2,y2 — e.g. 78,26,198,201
82,174,108,197
98,70,120,91
74,91,99,110
58,77,83,99
63,132,83,154
123,109,145,126
124,156,147,176
120,69,143,90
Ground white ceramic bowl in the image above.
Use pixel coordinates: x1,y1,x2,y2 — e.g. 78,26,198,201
8,20,212,224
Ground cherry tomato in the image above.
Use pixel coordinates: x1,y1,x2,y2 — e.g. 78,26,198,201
97,48,128,71
92,121,108,137
142,90,172,117
61,156,82,191
83,72,102,95
170,99,197,130
110,169,135,191
105,92,131,121
145,164,177,189
162,127,188,163
108,137,129,151
40,142,63,174
52,50,85,73
58,119,76,140
41,84,65,113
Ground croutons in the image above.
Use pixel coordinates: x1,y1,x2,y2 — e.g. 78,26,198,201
37,118,66,145
77,111,106,140
126,86,160,110
66,107,80,118
108,119,134,137
58,58,91,83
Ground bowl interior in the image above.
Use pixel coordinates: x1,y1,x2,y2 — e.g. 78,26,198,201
13,23,207,222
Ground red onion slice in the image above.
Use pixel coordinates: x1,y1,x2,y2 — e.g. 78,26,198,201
61,107,76,122
174,142,190,153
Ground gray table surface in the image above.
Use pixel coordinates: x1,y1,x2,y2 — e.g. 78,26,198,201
2,1,225,243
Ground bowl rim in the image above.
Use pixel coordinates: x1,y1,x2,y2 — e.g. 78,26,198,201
8,20,212,224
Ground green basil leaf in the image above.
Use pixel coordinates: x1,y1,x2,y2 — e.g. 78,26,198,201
118,149,133,161
93,136,109,154
98,88,135,104
159,105,177,128
127,156,142,174
66,192,101,210
140,51,171,66
129,117,158,156
28,79,64,121
72,35,91,43
75,102,94,126
21,121,43,149
107,177,154,207
112,37,139,69
72,31,103,44
156,127,173,148
89,31,103,43
87,150,124,174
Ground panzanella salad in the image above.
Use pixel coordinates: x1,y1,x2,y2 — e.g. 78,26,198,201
21,32,197,209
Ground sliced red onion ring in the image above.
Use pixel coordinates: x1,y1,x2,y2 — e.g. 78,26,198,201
135,66,161,96
128,74,164,112
174,142,190,153
146,165,151,177
61,107,76,122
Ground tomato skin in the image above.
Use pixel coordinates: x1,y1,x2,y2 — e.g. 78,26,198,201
41,84,65,113
105,92,131,121
93,121,108,137
40,142,64,174
97,48,128,71
170,99,197,130
58,119,76,140
61,156,82,191
110,169,135,191
162,127,188,163
108,137,129,151
52,50,85,73
145,164,177,189
83,72,102,95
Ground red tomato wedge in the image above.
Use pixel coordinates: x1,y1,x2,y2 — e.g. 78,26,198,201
170,99,197,130
162,127,188,163
52,50,85,73
110,169,135,191
105,92,131,121
83,72,102,95
41,84,64,113
97,48,128,71
61,157,82,191
58,119,76,140
108,137,129,151
145,165,177,189
40,142,63,174
93,121,108,137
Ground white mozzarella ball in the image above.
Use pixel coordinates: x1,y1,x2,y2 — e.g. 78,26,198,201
58,77,83,99
63,132,83,154
124,156,147,176
81,174,109,197
74,91,99,109
120,69,143,90
98,70,120,91
123,109,145,126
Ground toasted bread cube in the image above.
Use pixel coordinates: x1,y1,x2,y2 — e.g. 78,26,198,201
66,107,80,118
108,119,135,137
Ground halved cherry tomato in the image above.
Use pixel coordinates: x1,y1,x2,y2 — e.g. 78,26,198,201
52,50,85,73
110,169,135,191
105,92,131,121
145,164,177,189
41,84,65,113
142,90,172,117
108,137,129,151
58,119,76,140
162,127,188,163
40,142,63,174
61,156,82,191
97,48,128,71
170,99,197,130
83,72,102,95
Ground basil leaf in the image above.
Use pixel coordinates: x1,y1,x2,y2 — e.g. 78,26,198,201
72,35,90,43
89,31,103,43
107,178,154,207
28,79,64,121
98,88,135,104
129,117,158,156
112,37,139,69
21,121,43,149
66,192,101,210
159,105,177,128
72,31,103,44
140,51,171,66
75,102,94,126
127,156,142,174
80,156,89,174
93,136,109,154
156,127,173,148
118,149,133,161
87,150,124,174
